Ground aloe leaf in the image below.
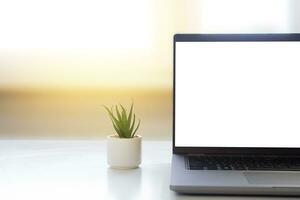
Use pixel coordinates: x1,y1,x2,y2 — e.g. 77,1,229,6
115,105,122,122
113,118,124,132
104,103,141,138
113,118,127,138
128,102,133,128
103,105,126,137
103,105,119,123
112,120,123,137
120,104,129,130
132,119,141,137
120,105,127,121
121,105,128,137
114,105,126,130
120,104,126,114
115,105,127,137
129,114,136,134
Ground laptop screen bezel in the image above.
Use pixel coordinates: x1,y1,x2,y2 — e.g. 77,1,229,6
173,33,300,155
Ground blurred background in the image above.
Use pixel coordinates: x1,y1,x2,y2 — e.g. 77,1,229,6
0,0,300,140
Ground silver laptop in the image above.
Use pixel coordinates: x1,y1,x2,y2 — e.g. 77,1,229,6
170,34,300,196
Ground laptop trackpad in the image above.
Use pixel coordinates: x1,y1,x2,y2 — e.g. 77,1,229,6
244,172,300,185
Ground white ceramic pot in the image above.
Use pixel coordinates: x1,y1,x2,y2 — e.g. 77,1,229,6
107,135,142,169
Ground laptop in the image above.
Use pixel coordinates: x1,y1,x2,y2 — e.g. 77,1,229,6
170,34,300,196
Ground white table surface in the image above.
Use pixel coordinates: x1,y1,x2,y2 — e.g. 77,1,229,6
0,140,297,200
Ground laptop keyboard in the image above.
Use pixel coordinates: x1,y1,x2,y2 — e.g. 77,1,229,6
188,155,300,171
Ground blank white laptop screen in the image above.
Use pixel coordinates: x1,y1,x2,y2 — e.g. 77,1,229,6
175,42,300,147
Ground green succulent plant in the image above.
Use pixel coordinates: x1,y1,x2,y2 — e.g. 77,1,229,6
103,103,141,138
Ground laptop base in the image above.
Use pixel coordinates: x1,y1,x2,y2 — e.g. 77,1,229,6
170,154,300,196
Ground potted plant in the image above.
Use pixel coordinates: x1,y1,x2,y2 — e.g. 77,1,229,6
104,103,141,169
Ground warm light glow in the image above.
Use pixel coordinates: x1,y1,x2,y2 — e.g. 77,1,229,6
0,49,171,89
